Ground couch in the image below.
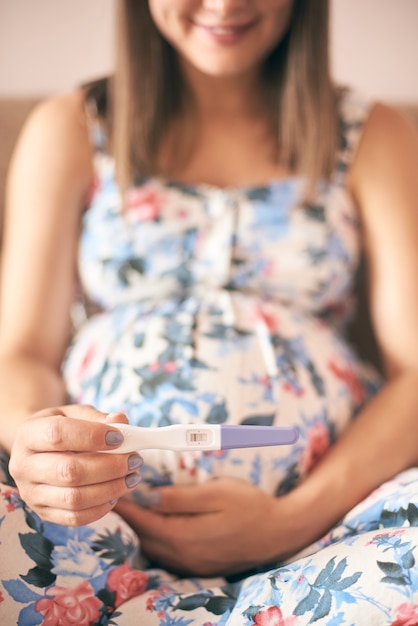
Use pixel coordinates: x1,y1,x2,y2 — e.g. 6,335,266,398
0,96,417,373
0,98,41,234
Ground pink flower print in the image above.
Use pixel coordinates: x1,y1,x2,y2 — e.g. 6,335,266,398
179,454,198,478
301,422,330,473
176,206,189,219
2,487,21,512
367,529,405,545
282,381,304,397
328,359,365,404
259,375,273,388
204,449,228,460
107,563,149,607
146,595,156,611
125,186,163,221
263,260,275,277
251,606,298,625
2,488,13,511
78,343,96,378
254,306,279,334
85,174,101,207
390,602,418,626
35,580,102,626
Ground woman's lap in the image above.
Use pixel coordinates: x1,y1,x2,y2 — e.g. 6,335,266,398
1,468,418,625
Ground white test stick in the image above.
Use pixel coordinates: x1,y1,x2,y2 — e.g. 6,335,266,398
104,423,299,453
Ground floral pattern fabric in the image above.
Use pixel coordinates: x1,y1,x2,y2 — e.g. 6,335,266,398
2,463,418,625
1,89,418,625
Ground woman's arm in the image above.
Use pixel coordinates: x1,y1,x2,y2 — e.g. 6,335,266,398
301,104,418,498
0,90,93,452
291,102,418,544
274,102,418,554
0,92,143,524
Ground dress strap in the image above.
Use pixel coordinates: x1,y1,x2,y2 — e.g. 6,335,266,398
82,77,109,153
334,88,374,186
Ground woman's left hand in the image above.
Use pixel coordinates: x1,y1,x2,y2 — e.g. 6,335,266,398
115,478,297,577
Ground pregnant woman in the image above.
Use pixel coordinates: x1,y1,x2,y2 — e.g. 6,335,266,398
1,1,418,624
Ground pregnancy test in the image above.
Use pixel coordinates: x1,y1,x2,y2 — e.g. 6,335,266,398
104,423,299,453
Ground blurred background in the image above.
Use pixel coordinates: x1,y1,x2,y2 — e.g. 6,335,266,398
0,0,417,103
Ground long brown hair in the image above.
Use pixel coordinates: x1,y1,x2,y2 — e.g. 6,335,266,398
110,0,338,194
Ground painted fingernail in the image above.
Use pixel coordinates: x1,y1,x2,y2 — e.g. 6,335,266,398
128,454,143,471
109,498,118,506
125,472,141,488
143,490,161,507
105,430,124,446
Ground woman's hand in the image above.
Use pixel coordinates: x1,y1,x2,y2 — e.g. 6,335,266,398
115,478,300,577
9,405,143,526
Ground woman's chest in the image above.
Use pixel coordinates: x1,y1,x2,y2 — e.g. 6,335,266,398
79,170,362,316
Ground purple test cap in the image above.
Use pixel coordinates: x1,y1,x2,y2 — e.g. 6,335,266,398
220,425,299,449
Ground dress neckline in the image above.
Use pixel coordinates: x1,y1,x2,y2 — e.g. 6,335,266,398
135,173,305,198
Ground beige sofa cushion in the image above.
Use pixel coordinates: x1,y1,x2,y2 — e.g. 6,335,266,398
0,98,41,236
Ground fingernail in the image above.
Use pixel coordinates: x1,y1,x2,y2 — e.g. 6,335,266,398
125,473,141,488
128,454,143,471
105,430,124,446
109,498,118,506
143,490,161,507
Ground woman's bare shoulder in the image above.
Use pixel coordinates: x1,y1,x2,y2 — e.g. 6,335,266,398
10,88,94,198
350,101,418,186
348,101,418,220
22,88,89,138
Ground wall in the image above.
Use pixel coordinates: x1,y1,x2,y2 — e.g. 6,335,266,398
0,0,114,96
330,0,418,103
0,0,417,102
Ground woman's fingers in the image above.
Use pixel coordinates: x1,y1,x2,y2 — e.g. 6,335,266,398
35,500,120,527
30,404,126,424
15,414,124,453
145,479,236,514
30,471,141,514
15,450,143,487
16,459,142,526
8,405,142,525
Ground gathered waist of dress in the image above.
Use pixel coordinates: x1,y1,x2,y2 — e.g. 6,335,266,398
77,284,347,331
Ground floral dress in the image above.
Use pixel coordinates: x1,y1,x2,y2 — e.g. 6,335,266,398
1,89,418,626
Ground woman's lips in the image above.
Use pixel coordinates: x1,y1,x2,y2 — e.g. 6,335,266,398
193,20,257,45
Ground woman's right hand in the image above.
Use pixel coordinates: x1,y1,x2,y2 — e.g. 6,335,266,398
8,404,143,526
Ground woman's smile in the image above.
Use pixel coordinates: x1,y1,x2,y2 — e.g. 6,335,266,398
149,1,295,78
190,17,259,46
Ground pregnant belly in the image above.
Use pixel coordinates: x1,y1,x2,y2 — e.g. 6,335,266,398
64,292,381,494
